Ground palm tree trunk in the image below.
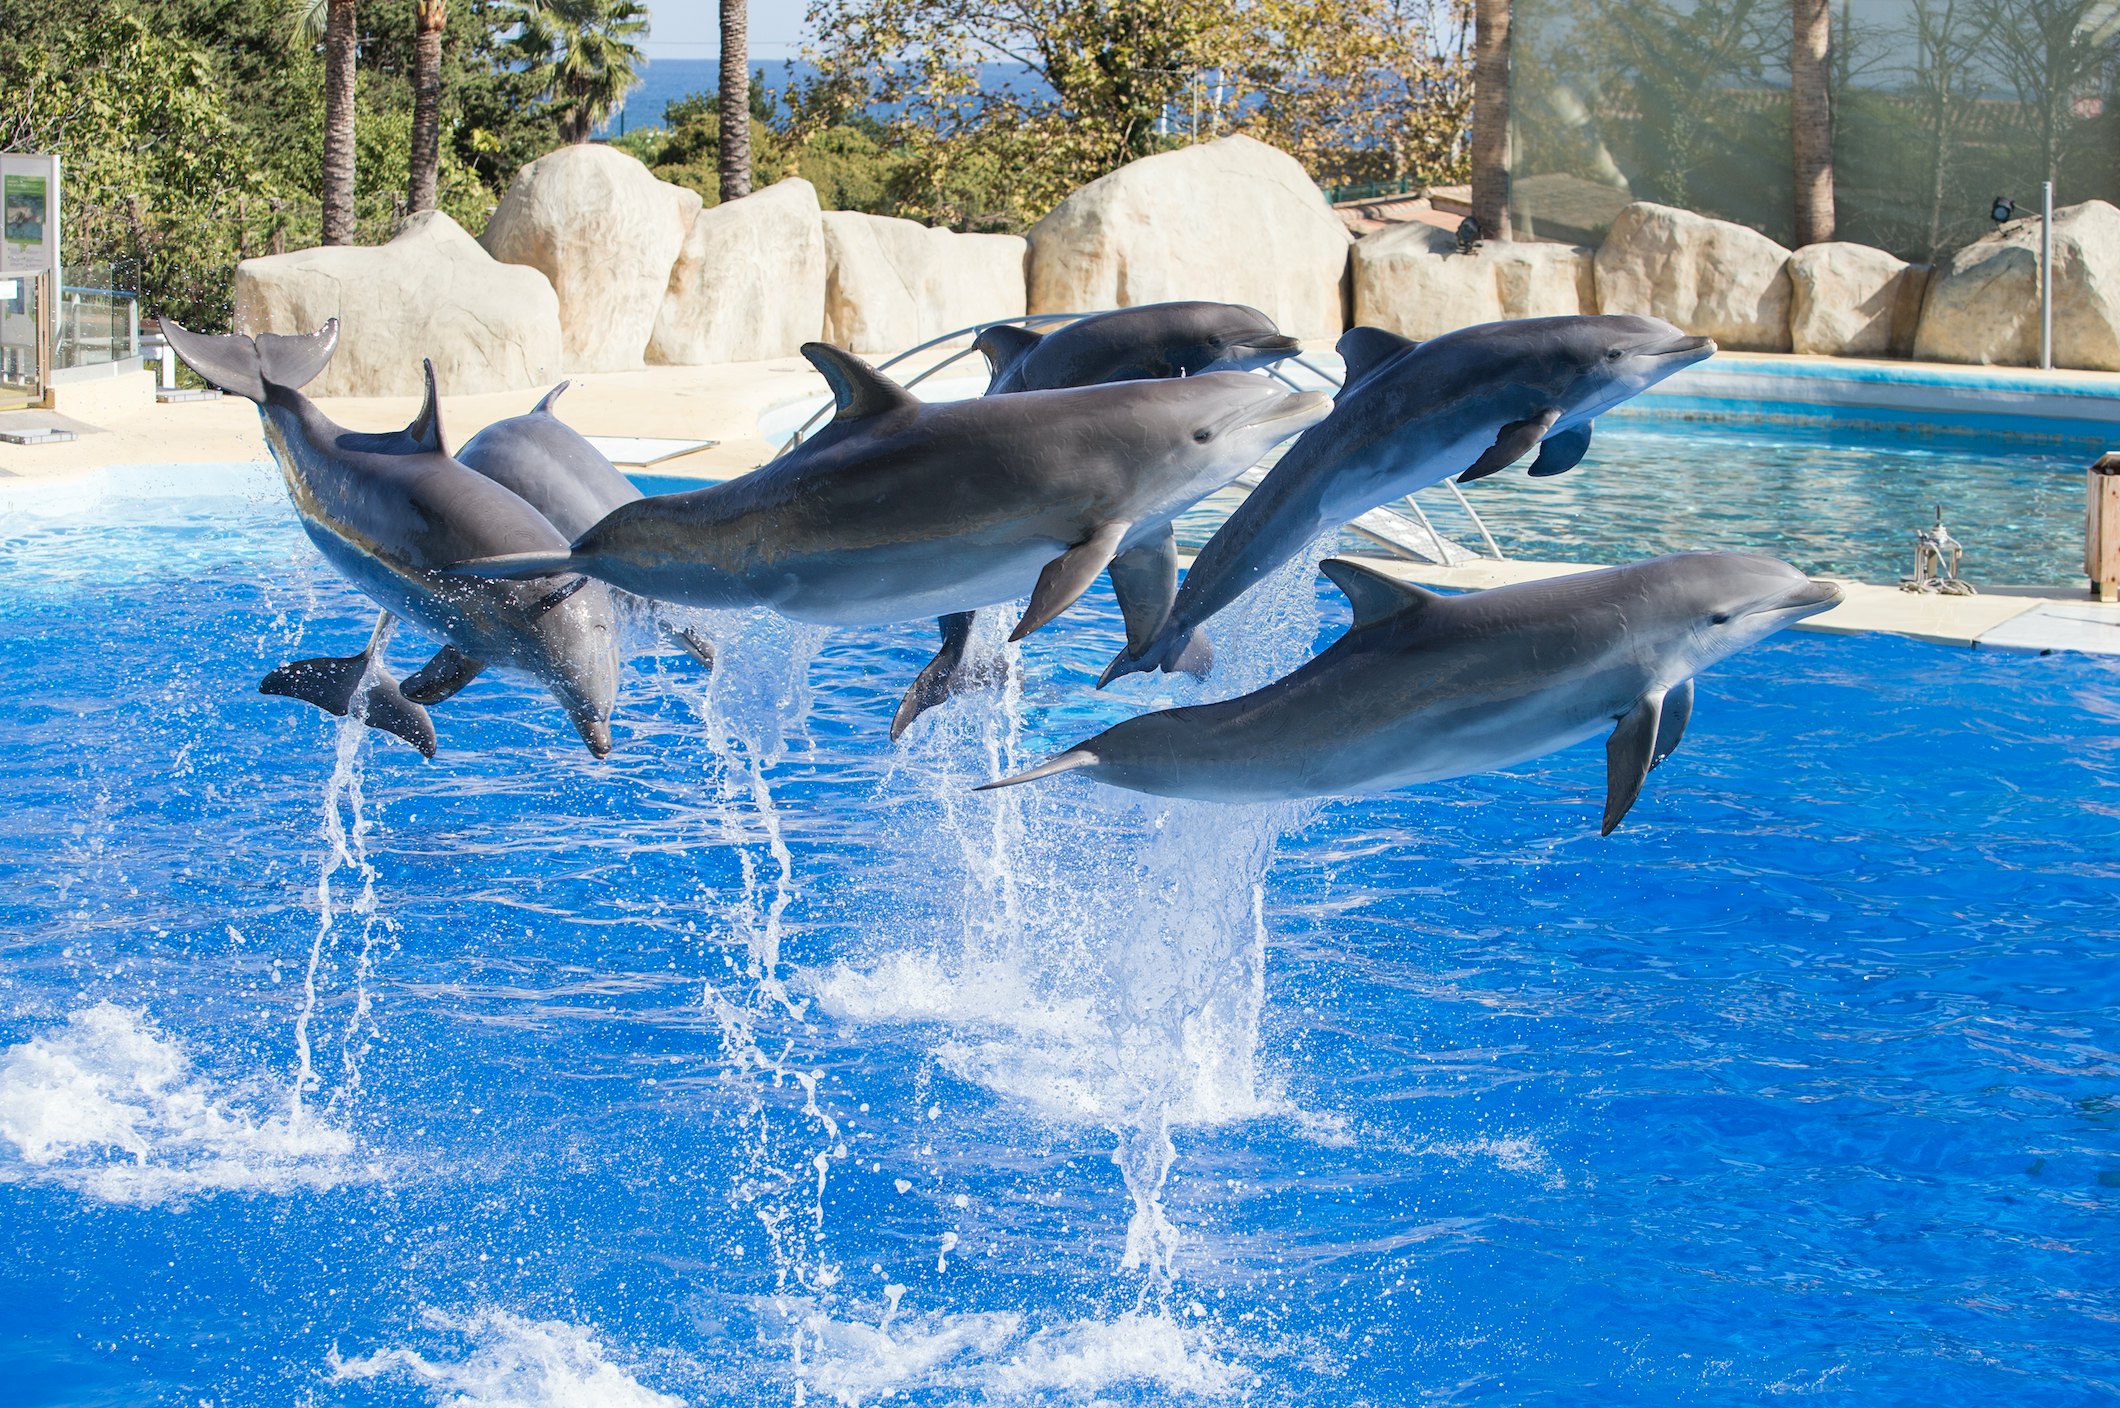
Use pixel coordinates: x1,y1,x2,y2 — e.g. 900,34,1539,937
322,0,359,245
1791,0,1836,245
718,0,752,203
1470,0,1512,241
408,0,447,215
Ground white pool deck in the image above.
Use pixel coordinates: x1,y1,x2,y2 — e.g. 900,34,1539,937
4,346,2117,658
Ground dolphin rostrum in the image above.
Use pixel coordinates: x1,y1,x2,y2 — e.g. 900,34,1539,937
1104,315,1716,685
981,553,1842,834
161,320,621,757
975,302,1303,395
453,343,1331,737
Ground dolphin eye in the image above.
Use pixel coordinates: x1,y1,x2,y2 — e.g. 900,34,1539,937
1710,611,1732,625
1606,347,1626,361
1193,428,1213,443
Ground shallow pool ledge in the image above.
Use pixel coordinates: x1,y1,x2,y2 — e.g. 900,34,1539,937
1342,555,2120,658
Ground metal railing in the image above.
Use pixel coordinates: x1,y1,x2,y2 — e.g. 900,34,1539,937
775,311,1506,566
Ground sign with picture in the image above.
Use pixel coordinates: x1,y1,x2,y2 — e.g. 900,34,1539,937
1,154,59,276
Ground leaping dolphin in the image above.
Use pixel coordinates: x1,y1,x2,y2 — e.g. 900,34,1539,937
162,320,621,758
981,553,1841,834
452,343,1331,737
975,302,1303,394
450,378,718,676
1104,315,1716,685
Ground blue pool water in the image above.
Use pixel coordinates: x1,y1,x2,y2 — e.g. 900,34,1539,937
3,462,2119,1406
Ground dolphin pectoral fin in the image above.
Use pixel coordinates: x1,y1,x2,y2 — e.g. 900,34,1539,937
358,679,441,759
260,616,438,758
404,360,445,454
447,551,579,581
974,747,1099,792
1528,423,1592,478
160,319,339,402
1335,327,1419,389
401,646,487,705
1320,557,1443,628
1107,527,1180,654
891,611,984,740
1459,409,1561,483
1013,521,1132,642
803,342,920,422
1652,677,1694,769
974,325,1044,389
667,623,716,669
1603,689,1667,836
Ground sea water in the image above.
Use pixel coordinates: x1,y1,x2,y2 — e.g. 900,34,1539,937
1,461,2117,1405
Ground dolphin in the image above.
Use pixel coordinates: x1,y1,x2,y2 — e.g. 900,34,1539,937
975,302,1303,394
450,378,718,677
1104,315,1717,685
452,343,1331,737
161,320,622,758
980,553,1842,834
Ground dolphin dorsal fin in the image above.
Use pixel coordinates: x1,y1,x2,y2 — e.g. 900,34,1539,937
803,342,918,423
1335,326,1418,388
531,380,571,416
404,359,444,454
160,319,339,403
1321,557,1441,628
974,325,1044,381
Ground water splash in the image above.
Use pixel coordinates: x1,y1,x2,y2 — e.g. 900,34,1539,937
0,1002,362,1204
676,610,852,1329
332,1307,686,1408
818,565,1328,1302
291,707,389,1130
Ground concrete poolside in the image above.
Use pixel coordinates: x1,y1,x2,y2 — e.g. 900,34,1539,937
4,347,2117,658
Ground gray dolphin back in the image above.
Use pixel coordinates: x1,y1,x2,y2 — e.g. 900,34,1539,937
162,320,339,403
454,381,644,540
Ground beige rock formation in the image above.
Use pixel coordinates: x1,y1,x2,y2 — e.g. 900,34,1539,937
1353,222,1594,338
1913,200,2120,371
650,178,827,365
1594,202,1793,352
1025,135,1350,341
1787,242,1929,357
480,144,702,372
820,212,1028,354
232,211,562,399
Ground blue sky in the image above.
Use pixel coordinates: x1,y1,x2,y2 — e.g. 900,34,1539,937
643,0,814,60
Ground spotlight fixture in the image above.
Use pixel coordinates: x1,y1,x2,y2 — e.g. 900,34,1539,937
1990,196,2017,223
1454,216,1483,254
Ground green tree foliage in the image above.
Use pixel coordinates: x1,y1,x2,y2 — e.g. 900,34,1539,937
796,0,1477,229
616,86,909,216
505,0,649,144
2,0,559,328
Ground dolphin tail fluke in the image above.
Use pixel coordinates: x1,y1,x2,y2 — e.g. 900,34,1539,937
447,551,579,581
160,319,339,403
1095,621,1200,689
974,748,1099,792
261,652,438,759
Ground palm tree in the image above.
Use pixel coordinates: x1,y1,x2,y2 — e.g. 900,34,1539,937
1470,0,1512,241
718,0,752,202
291,0,361,243
1791,0,1836,244
510,0,649,145
408,0,448,213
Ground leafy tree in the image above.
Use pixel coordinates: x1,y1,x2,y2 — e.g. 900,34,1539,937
506,0,649,144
